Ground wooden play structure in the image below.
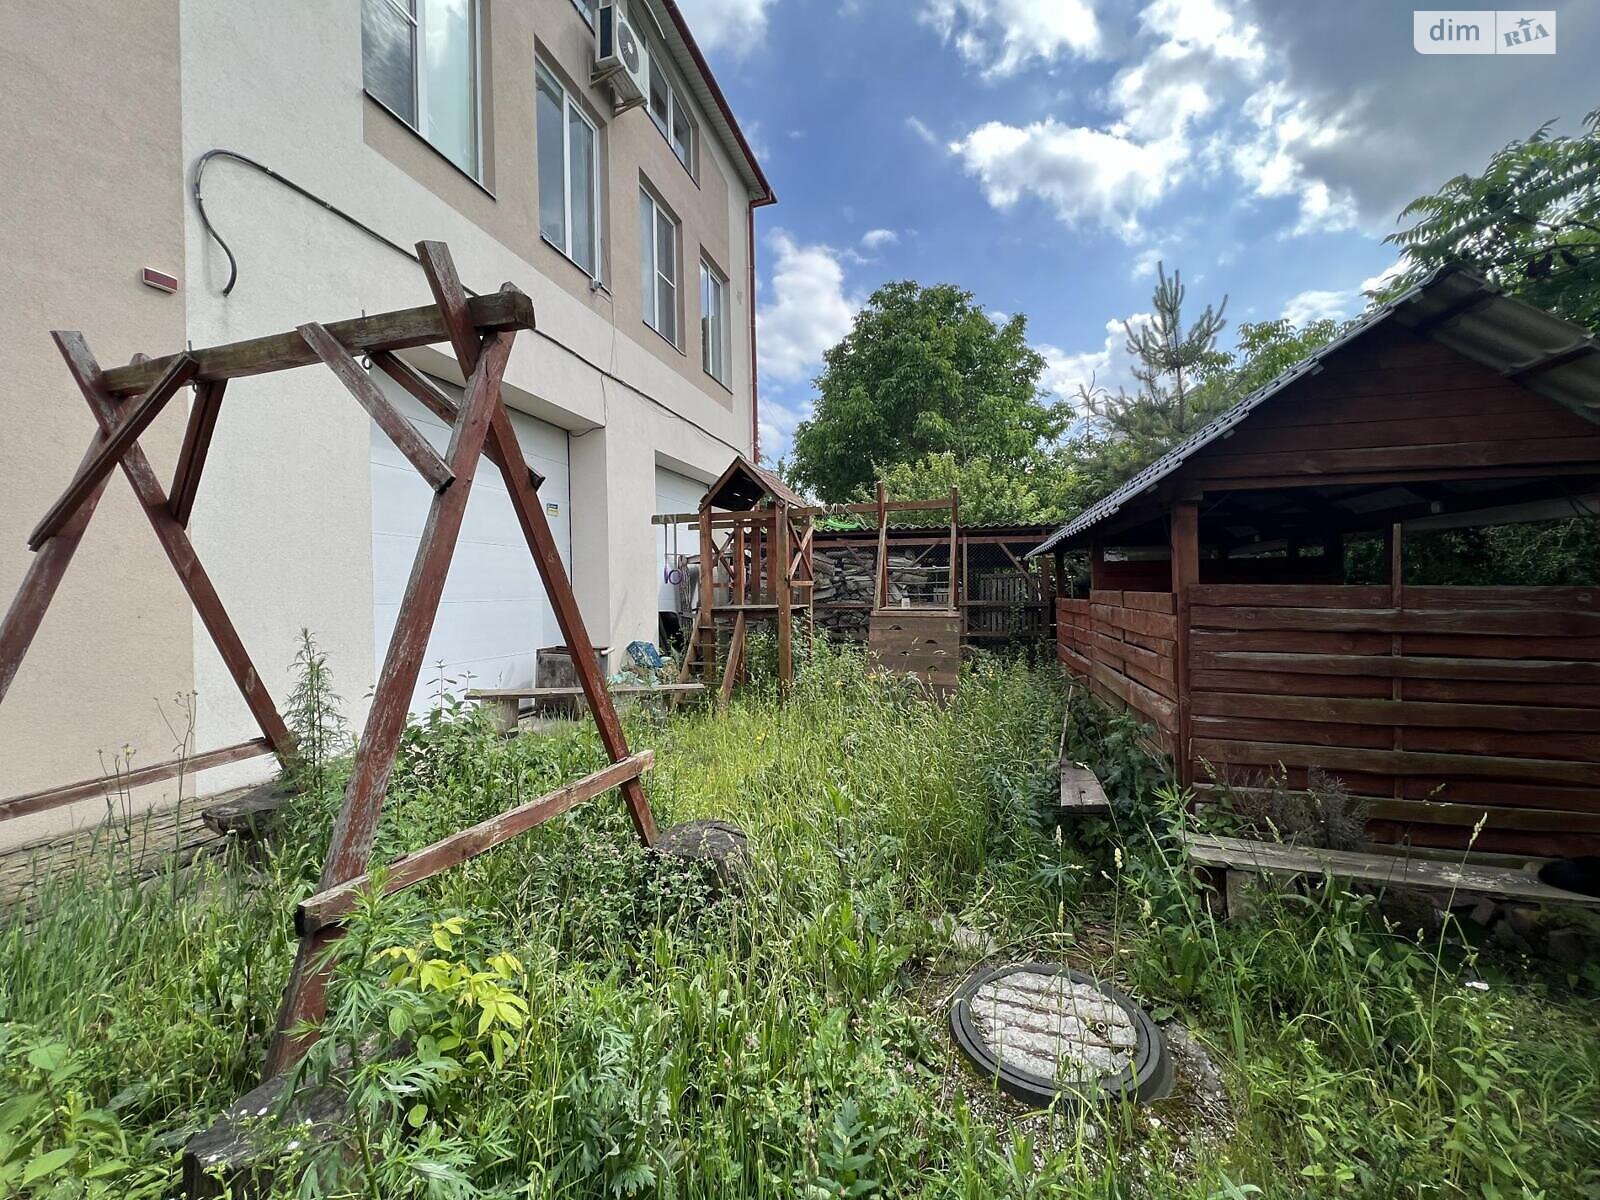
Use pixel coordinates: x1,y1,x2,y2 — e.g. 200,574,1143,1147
1035,264,1600,857
0,243,658,1077
659,456,814,702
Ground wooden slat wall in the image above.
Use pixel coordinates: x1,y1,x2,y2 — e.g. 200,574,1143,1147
1186,584,1600,856
1058,592,1179,754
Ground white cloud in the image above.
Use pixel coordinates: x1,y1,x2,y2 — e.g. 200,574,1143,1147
1281,288,1355,327
860,228,899,251
1037,313,1153,409
757,231,859,385
673,0,776,54
949,120,1186,241
922,0,1101,77
1131,248,1163,280
1362,260,1406,297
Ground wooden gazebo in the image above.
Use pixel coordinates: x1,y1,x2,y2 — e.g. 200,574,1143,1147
1034,265,1600,856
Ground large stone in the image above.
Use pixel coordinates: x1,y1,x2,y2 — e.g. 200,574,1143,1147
654,819,751,892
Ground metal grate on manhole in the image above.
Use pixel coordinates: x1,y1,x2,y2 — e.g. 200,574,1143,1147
950,962,1173,1106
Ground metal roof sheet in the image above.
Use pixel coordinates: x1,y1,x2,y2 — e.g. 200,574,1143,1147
1028,264,1600,557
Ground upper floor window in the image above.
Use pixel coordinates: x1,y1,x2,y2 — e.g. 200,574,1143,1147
361,0,481,179
700,260,728,386
537,65,600,278
640,188,679,347
571,0,596,25
648,57,695,175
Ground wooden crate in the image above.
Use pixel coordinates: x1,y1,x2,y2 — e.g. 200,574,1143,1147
869,609,962,695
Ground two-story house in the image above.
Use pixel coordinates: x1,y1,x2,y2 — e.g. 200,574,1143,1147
0,0,773,843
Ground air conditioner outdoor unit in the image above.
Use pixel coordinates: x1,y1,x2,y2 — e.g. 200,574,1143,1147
595,2,648,110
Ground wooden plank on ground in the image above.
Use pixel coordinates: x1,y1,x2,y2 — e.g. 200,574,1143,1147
1060,764,1111,813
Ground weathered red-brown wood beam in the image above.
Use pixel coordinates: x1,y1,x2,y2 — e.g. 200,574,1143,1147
413,242,658,846
371,351,545,489
0,416,123,707
169,381,227,527
300,323,454,491
294,751,654,933
53,333,296,760
99,289,536,396
265,325,516,1078
417,240,482,376
0,738,272,823
29,354,198,549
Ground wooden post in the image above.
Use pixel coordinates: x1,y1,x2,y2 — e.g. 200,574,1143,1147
947,486,960,612
875,481,889,610
720,612,747,710
1170,500,1200,788
1390,522,1404,802
265,329,515,1077
733,519,747,606
776,505,792,692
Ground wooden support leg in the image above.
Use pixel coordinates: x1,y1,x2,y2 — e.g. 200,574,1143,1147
52,334,296,758
265,328,516,1077
719,612,747,711
0,422,122,705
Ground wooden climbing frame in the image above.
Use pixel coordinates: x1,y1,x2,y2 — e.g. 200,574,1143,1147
0,242,657,1079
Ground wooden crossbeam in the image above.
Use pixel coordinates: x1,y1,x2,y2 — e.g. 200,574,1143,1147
29,354,198,548
99,289,536,396
300,322,453,491
295,752,654,933
371,351,544,488
0,738,272,823
169,381,227,527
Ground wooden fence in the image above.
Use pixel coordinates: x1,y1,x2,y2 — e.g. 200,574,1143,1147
1058,591,1178,755
1059,584,1600,855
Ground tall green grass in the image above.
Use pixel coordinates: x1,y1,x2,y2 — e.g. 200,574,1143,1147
2,639,1597,1198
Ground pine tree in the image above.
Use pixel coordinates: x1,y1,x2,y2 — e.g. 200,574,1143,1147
1080,263,1230,469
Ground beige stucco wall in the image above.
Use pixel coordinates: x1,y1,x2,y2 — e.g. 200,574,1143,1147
0,1,198,847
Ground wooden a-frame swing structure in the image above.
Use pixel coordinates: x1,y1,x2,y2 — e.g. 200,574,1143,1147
0,242,658,1078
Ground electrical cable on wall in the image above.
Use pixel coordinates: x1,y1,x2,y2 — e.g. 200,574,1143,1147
192,148,746,458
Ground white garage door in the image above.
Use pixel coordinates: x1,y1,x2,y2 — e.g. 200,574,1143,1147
370,370,571,714
655,467,706,612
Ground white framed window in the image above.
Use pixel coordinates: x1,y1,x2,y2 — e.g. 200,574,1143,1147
536,64,601,278
647,56,695,174
700,260,728,385
361,0,482,179
640,188,679,346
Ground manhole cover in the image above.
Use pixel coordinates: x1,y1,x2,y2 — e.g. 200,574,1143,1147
950,962,1173,1106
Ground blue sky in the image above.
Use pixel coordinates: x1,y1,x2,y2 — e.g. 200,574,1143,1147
674,0,1598,464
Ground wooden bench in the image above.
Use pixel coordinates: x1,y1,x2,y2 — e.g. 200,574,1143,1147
1185,832,1600,919
467,683,707,733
